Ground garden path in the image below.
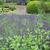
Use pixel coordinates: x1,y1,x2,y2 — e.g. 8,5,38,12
16,5,27,15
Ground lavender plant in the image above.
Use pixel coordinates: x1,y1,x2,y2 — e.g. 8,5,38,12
3,23,50,50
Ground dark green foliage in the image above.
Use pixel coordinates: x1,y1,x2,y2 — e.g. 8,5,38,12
9,6,16,11
44,2,50,13
0,1,3,5
0,3,16,13
3,3,16,11
3,5,16,11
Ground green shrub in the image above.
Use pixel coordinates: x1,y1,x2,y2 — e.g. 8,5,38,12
9,6,16,11
44,2,50,13
0,1,3,5
26,0,48,3
26,1,50,14
3,8,9,12
26,0,49,5
3,5,9,8
26,1,42,14
0,3,16,12
26,0,37,4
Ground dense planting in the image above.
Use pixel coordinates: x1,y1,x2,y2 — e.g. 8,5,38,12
0,0,50,50
44,2,50,13
0,14,50,50
0,23,50,50
0,3,16,13
0,1,3,5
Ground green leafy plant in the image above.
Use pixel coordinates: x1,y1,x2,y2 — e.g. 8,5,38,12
5,23,50,50
26,1,43,14
1,48,6,50
26,0,48,4
0,3,16,13
44,2,50,13
9,5,16,11
0,1,3,5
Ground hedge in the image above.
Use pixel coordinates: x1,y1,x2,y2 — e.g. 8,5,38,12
26,1,50,14
26,1,42,14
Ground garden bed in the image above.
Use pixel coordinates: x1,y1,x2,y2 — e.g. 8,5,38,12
0,3,16,13
0,13,50,49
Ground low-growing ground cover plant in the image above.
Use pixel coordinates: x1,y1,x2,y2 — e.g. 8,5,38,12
0,3,16,13
0,23,50,50
0,1,50,50
0,14,50,50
